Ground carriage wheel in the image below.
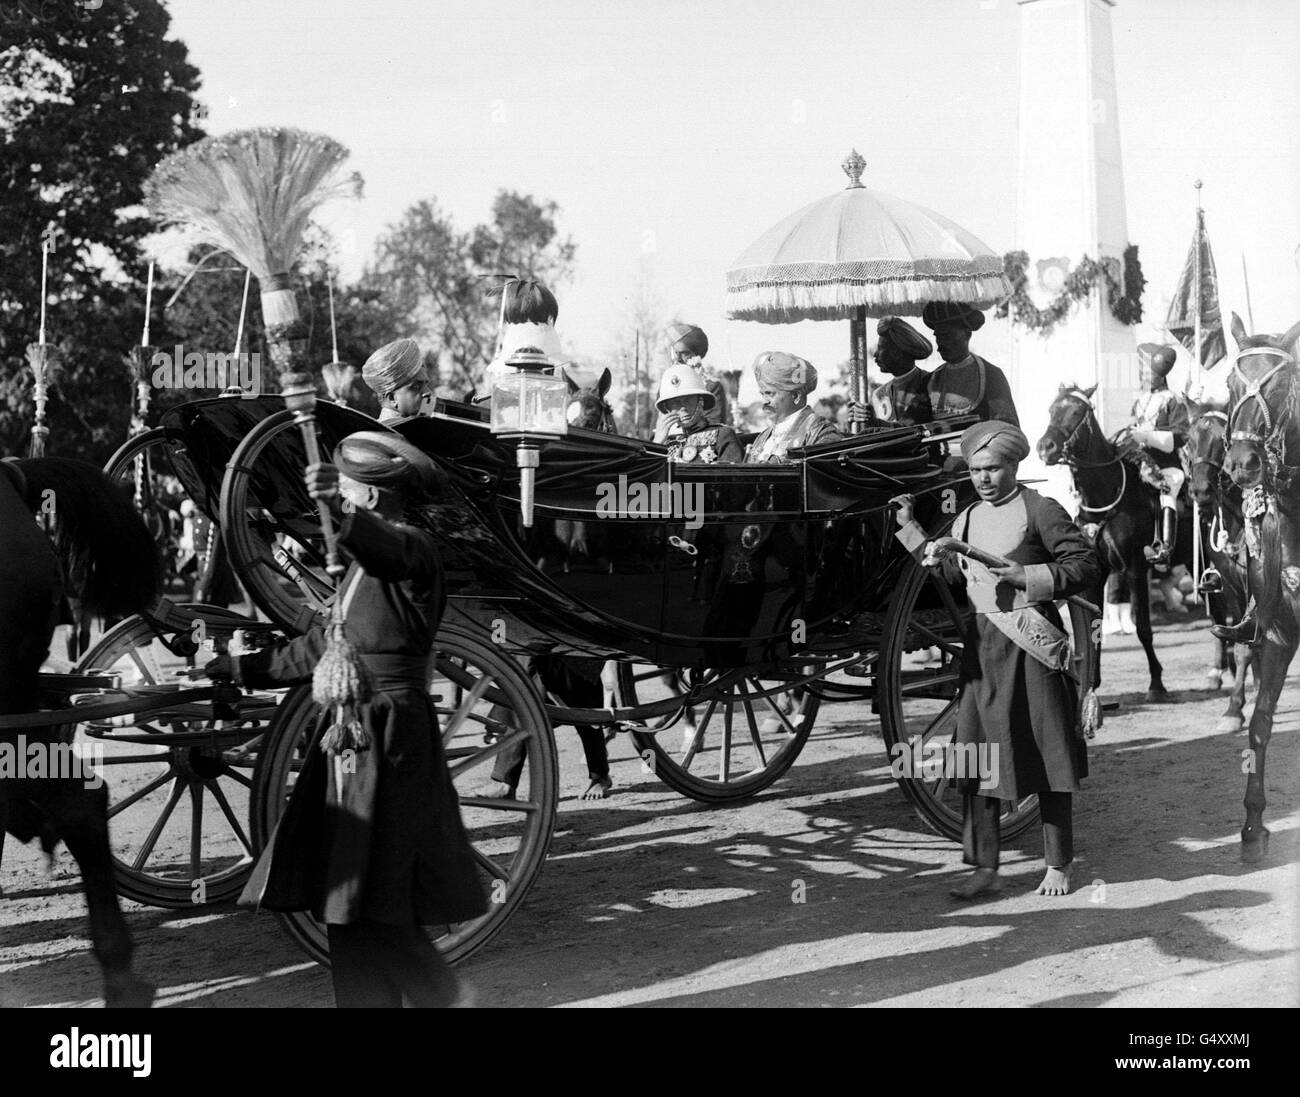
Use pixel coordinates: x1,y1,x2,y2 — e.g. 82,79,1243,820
878,557,1098,841
615,664,819,803
219,409,339,636
103,428,191,593
73,605,281,907
250,627,558,967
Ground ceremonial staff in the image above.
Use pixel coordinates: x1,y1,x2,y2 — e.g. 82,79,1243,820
26,229,61,457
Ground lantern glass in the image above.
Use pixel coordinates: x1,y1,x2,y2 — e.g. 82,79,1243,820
489,372,570,436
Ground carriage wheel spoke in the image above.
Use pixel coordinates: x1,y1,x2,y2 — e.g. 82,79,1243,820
441,675,494,745
681,696,718,770
132,777,186,870
94,752,172,766
107,769,174,818
899,668,962,694
740,696,767,766
719,690,734,782
189,781,205,880
920,698,960,744
207,779,253,855
908,622,963,658
457,796,539,814
756,688,801,737
447,727,531,777
222,767,254,790
128,645,163,685
471,846,510,882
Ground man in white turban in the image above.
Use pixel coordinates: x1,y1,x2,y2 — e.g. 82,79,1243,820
745,352,842,462
361,338,432,424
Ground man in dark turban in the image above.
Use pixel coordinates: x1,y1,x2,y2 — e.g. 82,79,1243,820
892,416,1100,901
922,301,1019,425
870,317,934,425
666,321,729,427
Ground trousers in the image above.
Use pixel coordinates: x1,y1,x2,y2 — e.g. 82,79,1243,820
327,921,459,1008
963,790,1073,870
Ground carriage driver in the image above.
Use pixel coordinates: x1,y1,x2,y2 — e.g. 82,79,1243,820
1124,342,1191,568
361,337,433,424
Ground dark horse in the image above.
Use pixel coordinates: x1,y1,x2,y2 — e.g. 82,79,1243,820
0,456,161,1006
1038,384,1190,699
1184,402,1254,731
547,366,616,573
1220,312,1300,862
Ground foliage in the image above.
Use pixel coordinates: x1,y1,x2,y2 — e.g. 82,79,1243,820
996,244,1144,336
0,0,204,460
368,191,576,396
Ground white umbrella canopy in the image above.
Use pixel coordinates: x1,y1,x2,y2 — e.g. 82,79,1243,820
726,150,1009,323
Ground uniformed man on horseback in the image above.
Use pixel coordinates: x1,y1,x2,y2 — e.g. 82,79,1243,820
1121,342,1190,568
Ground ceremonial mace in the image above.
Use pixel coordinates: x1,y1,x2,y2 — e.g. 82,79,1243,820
26,229,62,457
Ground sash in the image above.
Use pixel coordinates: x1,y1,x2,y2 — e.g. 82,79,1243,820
952,507,1073,676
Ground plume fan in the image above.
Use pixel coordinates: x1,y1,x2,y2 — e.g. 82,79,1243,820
145,128,362,330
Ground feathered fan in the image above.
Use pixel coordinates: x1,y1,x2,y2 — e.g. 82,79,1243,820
144,128,362,337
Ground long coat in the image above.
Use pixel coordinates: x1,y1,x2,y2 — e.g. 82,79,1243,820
237,507,487,927
746,406,842,462
900,487,1100,799
927,355,1019,425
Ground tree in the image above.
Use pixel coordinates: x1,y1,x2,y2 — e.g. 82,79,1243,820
607,269,673,438
368,190,576,395
0,0,204,460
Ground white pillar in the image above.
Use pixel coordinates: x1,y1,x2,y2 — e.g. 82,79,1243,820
1012,0,1138,506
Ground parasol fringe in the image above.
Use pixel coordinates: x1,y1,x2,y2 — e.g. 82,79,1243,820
725,274,1012,323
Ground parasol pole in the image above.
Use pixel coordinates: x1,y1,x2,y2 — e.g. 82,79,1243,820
327,269,340,364
27,233,60,457
850,305,868,435
233,268,251,357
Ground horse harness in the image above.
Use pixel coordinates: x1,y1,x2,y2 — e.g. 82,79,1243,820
1054,389,1129,524
1228,347,1295,474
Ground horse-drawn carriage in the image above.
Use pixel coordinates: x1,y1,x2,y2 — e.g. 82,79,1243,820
50,390,1099,966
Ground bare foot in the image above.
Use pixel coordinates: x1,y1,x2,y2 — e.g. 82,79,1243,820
1036,865,1072,896
950,868,1002,900
581,777,613,801
476,780,516,801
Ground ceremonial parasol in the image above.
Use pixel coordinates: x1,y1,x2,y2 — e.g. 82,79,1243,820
725,150,1010,410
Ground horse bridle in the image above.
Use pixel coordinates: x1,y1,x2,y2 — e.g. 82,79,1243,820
1227,347,1294,461
1052,390,1129,516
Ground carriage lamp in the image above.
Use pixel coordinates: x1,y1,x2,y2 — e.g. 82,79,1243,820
489,350,569,528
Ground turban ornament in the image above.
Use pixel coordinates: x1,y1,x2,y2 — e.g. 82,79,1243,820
361,338,425,396
877,317,933,361
960,420,1030,463
753,351,818,395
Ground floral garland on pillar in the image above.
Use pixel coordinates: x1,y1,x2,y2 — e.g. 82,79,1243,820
995,244,1145,335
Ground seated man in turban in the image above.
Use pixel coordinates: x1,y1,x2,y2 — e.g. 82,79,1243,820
869,317,934,425
361,338,433,425
746,352,842,462
893,420,1100,900
665,322,729,428
922,302,1019,426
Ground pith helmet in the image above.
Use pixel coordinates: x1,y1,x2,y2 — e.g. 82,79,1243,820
656,363,716,412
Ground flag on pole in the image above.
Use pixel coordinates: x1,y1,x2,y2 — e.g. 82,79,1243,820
1165,207,1226,370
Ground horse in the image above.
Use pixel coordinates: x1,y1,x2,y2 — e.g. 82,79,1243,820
0,455,161,1005
1184,402,1254,730
1220,312,1300,862
1037,383,1191,700
547,367,616,573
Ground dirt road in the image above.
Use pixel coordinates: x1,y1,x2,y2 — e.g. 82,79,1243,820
2,620,1296,1008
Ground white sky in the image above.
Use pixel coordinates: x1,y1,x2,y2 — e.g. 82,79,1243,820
165,0,1300,386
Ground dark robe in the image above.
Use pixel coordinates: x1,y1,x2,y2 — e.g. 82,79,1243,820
871,367,933,426
237,507,487,927
927,354,1019,425
898,487,1100,799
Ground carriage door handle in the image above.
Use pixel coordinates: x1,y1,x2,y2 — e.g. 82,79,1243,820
668,536,698,556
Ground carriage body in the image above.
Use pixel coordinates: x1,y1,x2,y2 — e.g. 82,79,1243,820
153,393,976,668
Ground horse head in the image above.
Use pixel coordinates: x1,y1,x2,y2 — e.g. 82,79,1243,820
1184,399,1231,509
1037,383,1099,466
564,366,616,433
1223,312,1300,490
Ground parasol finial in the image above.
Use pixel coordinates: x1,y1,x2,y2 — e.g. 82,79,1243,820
842,149,866,189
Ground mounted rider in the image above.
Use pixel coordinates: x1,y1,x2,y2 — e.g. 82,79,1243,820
1121,342,1191,568
922,301,1019,425
361,338,433,425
